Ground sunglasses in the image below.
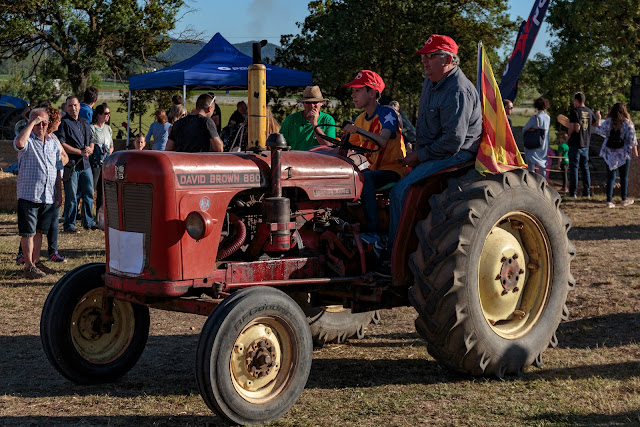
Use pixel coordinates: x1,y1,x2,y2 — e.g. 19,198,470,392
304,101,321,105
103,111,111,115
422,52,445,60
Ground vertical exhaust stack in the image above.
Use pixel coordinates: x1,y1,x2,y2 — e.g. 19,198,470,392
248,40,267,149
263,133,293,251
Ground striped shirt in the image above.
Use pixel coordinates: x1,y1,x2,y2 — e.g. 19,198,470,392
14,132,63,204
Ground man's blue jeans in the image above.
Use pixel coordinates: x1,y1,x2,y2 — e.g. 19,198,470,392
361,169,400,233
63,166,95,230
568,146,591,196
388,150,475,253
606,158,631,202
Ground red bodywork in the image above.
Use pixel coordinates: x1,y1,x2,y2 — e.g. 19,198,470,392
101,148,469,315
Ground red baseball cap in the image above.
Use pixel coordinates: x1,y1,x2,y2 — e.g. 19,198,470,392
415,34,459,55
343,70,385,93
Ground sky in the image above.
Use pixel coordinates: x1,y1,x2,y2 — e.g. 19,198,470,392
175,0,553,58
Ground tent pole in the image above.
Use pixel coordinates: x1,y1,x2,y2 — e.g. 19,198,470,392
127,90,132,149
183,85,186,106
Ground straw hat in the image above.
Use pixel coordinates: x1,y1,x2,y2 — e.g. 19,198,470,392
297,85,329,103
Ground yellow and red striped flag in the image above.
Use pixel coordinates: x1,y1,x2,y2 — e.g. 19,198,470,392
475,42,526,174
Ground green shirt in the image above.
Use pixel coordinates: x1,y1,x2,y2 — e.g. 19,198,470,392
280,111,336,150
557,142,569,164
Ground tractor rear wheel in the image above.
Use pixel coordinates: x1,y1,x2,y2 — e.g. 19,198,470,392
409,169,574,377
292,293,381,345
40,263,150,384
196,286,313,425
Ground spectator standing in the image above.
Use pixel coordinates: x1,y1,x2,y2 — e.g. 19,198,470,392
14,108,63,279
342,70,406,243
165,93,223,153
594,102,639,208
522,97,550,180
567,92,598,197
56,96,96,232
167,104,187,136
280,86,336,150
503,99,514,128
16,107,69,265
146,109,171,151
90,104,114,215
172,94,183,107
384,35,482,274
79,86,99,123
212,100,222,134
228,101,248,127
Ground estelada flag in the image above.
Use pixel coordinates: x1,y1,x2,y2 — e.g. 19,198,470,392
475,42,526,175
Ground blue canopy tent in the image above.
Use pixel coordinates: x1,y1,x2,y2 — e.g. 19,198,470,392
127,33,312,139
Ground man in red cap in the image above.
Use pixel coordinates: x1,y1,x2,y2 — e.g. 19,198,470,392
342,70,407,250
381,34,482,275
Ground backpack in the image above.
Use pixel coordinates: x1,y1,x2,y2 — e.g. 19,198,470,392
606,126,624,149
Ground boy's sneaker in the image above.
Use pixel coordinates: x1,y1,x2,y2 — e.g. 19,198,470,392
16,254,25,265
35,261,56,275
606,202,615,209
24,264,46,280
621,199,635,207
49,252,67,263
360,232,384,258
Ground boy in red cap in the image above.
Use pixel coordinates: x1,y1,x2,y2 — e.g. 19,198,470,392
342,70,407,251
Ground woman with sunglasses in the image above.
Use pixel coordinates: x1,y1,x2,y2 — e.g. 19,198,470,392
90,103,114,216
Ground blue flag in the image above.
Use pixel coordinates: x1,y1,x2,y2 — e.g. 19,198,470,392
498,0,549,102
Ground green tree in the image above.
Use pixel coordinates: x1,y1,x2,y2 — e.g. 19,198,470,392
0,0,185,94
275,0,515,123
544,0,640,121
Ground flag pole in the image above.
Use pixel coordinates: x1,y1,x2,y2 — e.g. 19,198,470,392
477,41,483,98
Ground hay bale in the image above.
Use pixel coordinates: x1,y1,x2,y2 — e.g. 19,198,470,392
628,160,640,198
0,171,17,211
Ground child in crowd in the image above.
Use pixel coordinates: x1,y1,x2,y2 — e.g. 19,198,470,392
556,131,569,193
132,133,146,150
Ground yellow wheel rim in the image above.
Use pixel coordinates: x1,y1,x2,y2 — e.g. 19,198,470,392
70,288,135,364
230,316,295,402
478,212,551,339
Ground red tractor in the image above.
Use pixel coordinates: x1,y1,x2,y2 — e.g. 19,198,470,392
40,47,574,426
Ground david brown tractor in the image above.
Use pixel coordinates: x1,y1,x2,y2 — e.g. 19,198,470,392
40,47,574,425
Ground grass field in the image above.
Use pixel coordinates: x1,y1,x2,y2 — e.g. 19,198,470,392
0,192,638,425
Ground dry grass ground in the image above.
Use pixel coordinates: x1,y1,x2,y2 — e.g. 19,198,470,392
0,194,639,426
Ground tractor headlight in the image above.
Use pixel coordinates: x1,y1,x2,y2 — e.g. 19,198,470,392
185,211,214,240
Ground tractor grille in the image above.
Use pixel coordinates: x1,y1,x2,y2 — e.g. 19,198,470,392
104,181,119,229
104,180,153,267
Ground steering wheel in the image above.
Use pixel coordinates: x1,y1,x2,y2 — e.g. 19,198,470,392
313,123,379,155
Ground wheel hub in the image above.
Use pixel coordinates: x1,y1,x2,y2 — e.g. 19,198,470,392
245,338,277,378
498,254,523,294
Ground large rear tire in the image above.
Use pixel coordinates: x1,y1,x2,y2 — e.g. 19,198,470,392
292,293,381,345
40,263,150,384
196,287,313,425
409,169,575,377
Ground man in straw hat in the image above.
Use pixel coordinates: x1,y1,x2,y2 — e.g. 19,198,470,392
280,85,336,150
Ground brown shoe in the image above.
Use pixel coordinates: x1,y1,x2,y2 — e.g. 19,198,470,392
35,261,56,275
24,264,46,279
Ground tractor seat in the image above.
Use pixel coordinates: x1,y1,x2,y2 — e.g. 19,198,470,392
376,182,397,193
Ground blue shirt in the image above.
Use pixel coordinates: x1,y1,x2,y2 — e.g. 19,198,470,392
146,122,172,151
416,66,483,162
79,103,93,123
14,132,63,204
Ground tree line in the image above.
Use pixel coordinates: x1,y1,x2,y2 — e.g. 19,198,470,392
1,0,639,126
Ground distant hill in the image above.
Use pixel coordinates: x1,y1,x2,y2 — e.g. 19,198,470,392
156,39,279,66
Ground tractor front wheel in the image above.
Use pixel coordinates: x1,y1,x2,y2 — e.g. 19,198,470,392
196,286,313,425
409,169,574,377
40,263,150,384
